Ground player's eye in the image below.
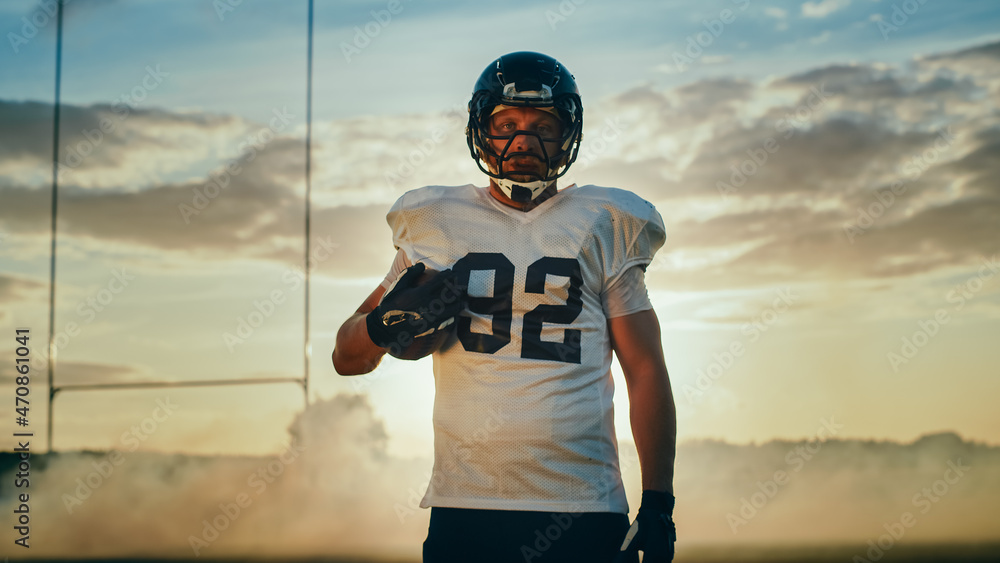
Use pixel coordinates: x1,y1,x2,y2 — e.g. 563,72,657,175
541,125,563,139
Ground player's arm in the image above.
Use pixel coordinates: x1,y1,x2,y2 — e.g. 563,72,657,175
332,284,388,376
333,256,466,374
610,307,677,562
609,307,676,493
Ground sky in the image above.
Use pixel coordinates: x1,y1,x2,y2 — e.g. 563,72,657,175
0,0,999,473
1,0,1000,558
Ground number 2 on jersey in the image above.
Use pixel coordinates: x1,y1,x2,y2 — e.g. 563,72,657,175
452,252,582,363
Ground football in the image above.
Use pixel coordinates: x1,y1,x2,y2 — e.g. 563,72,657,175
381,267,462,360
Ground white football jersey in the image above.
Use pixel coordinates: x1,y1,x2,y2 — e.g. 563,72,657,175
385,183,665,514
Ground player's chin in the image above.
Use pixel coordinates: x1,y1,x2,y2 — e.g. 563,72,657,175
508,172,538,182
507,168,546,181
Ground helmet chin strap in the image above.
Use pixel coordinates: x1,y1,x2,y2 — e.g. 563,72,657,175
496,176,554,203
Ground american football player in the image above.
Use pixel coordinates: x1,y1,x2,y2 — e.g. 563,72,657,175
332,51,677,563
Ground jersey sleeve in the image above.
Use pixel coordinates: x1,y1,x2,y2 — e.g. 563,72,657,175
385,192,414,259
604,190,666,288
383,185,462,268
602,265,653,318
379,247,413,290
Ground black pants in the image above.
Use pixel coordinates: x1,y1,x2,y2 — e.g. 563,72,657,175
423,506,630,563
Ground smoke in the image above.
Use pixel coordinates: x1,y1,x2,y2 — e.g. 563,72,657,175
2,394,432,560
673,431,1000,546
2,396,999,560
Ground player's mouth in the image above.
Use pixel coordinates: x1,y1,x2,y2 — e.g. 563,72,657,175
507,156,545,173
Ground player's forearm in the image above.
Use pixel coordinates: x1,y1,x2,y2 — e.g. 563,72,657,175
629,369,677,493
332,312,386,375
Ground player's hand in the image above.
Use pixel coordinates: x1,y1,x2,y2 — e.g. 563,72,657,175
613,490,676,563
365,262,465,351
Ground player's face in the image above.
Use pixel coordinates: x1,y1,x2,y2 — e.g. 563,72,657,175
486,107,563,181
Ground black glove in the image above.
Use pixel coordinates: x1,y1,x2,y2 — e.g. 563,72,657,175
614,490,676,563
366,262,465,353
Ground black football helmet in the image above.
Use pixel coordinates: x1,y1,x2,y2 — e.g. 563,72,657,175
466,51,584,203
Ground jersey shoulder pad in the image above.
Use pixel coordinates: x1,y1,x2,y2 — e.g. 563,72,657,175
572,185,665,280
385,184,479,261
388,184,478,216
572,185,660,222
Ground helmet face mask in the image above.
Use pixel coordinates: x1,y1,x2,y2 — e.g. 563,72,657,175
466,52,584,203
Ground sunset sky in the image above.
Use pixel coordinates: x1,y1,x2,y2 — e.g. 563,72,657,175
1,0,999,470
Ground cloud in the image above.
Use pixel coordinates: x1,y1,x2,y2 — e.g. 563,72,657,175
919,39,1000,86
764,7,788,20
809,30,831,44
0,273,44,302
0,100,250,190
0,273,46,321
0,101,467,280
2,40,999,292
801,0,851,19
592,41,1000,290
923,38,1000,63
1,135,307,257
51,360,149,385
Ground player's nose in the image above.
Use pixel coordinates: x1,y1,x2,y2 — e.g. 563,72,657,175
511,130,542,153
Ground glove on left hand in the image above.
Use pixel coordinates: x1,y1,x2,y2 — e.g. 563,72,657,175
613,490,676,563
